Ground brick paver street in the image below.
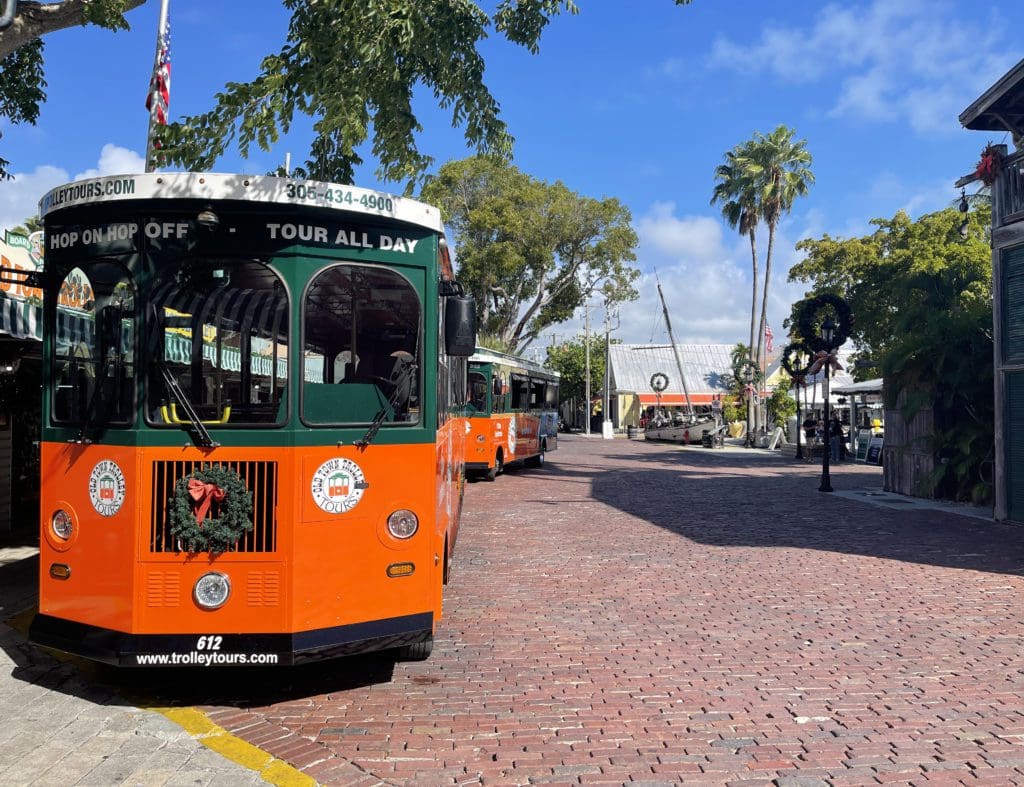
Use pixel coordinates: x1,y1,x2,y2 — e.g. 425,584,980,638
119,434,1024,786
6,434,1024,786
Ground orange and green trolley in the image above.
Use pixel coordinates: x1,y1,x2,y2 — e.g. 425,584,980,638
465,348,559,480
26,172,476,666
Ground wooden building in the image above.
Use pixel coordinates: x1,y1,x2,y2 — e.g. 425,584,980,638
959,58,1024,521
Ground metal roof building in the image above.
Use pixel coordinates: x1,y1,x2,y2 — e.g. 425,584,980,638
608,343,736,406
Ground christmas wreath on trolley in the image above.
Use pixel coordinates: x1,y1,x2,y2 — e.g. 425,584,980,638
169,464,254,553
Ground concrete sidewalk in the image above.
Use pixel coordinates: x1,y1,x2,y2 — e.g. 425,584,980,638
0,543,282,786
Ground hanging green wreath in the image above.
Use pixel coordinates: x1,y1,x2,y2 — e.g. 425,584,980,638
650,372,669,392
780,341,813,380
795,293,852,353
169,465,254,554
732,358,760,388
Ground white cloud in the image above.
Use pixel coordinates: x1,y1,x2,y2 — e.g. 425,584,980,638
72,144,146,181
0,144,145,234
538,202,816,352
636,201,727,262
0,165,66,235
707,0,1018,135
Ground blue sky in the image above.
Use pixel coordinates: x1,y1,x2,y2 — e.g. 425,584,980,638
1,0,1020,351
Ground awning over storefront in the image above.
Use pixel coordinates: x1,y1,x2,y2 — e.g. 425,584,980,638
0,296,40,340
163,332,289,378
636,392,724,406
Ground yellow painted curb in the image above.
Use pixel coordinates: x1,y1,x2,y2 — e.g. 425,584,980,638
154,707,318,787
4,610,316,787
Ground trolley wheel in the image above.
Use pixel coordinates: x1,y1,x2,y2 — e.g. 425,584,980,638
525,445,545,468
485,451,503,481
397,635,434,661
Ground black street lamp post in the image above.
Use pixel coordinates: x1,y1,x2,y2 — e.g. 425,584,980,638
819,316,836,493
794,378,804,460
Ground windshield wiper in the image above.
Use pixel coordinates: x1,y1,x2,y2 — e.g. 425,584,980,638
158,361,218,448
356,357,417,449
74,357,113,444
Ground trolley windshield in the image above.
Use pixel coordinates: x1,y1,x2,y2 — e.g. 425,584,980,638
146,257,289,427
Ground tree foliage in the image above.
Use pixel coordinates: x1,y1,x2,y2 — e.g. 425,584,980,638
0,0,693,184
711,125,813,433
788,205,994,502
711,150,760,373
420,156,639,354
545,334,608,405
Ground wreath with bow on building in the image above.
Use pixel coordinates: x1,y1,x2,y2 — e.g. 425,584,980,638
975,143,1003,187
169,465,254,553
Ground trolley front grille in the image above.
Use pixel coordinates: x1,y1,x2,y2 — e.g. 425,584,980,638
150,460,278,553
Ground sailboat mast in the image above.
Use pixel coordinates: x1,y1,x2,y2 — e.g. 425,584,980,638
657,281,695,419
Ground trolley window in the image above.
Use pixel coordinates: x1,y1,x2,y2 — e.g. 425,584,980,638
52,262,135,428
146,258,289,427
510,374,529,411
302,263,421,425
530,378,546,408
545,381,559,408
468,370,488,413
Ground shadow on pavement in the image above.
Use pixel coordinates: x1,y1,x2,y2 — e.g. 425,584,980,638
535,437,1024,577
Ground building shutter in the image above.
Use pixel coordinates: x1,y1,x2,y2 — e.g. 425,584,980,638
1002,245,1024,363
1006,371,1024,523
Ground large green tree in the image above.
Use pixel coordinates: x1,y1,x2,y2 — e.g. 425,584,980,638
420,155,639,354
545,334,608,412
788,205,993,502
0,0,694,183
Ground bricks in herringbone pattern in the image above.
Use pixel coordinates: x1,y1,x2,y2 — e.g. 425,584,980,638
181,437,1024,785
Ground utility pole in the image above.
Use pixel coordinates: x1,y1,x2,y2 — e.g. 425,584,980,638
602,303,619,439
584,303,591,436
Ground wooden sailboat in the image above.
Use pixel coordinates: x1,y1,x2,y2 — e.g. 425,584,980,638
644,280,717,444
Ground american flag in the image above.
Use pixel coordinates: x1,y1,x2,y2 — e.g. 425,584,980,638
145,11,171,126
765,323,774,354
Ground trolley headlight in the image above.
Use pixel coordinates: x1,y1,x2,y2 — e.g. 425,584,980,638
193,572,231,609
51,509,73,540
387,509,419,539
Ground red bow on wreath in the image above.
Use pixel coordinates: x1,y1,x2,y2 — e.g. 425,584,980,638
975,144,1003,187
187,478,226,525
807,350,843,376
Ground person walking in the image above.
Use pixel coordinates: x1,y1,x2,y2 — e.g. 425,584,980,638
830,415,844,462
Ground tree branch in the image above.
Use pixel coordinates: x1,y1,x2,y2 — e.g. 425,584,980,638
0,0,146,59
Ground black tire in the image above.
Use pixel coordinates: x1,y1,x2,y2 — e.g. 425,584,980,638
525,444,545,468
397,635,433,661
485,450,503,481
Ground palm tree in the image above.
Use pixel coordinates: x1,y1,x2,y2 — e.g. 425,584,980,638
712,148,760,436
737,126,814,397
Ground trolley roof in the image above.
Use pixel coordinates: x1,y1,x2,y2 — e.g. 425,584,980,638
469,347,559,379
39,172,444,233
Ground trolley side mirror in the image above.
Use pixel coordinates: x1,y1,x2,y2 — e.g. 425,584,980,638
444,295,476,357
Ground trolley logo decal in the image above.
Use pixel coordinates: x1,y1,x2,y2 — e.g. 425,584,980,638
312,458,367,514
508,417,517,455
88,460,126,516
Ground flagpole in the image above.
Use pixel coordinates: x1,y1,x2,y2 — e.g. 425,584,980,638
145,0,171,173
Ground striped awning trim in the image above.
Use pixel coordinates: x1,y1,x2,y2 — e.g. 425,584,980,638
0,296,41,340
